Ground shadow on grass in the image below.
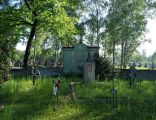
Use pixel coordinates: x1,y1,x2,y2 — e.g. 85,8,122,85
1,78,156,120
0,77,65,120
66,101,156,120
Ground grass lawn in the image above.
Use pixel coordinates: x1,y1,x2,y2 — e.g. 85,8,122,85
0,77,156,120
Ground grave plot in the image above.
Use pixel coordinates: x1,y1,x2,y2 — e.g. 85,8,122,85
71,80,156,106
1,77,156,120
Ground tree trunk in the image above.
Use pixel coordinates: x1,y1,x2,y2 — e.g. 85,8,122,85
120,39,124,69
96,9,99,47
23,20,37,69
112,41,115,67
123,40,127,69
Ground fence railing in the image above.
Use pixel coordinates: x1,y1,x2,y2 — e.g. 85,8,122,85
119,69,156,80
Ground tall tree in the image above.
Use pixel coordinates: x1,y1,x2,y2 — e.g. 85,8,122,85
151,52,156,64
2,0,77,69
104,0,147,68
0,2,19,83
82,0,108,47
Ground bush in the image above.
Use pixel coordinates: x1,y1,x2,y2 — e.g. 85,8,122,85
94,53,113,80
0,60,10,83
0,39,13,83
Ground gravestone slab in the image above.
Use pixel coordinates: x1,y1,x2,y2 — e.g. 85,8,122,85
83,62,95,83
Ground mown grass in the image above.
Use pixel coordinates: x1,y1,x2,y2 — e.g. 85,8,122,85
0,77,156,120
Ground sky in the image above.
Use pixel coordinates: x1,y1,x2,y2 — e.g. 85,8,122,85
137,17,156,57
16,42,26,51
16,18,156,57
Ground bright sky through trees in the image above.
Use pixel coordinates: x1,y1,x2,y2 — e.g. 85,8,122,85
137,17,156,57
16,18,156,57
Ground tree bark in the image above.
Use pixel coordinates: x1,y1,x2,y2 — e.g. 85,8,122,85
120,39,124,69
96,9,99,47
123,40,127,69
23,20,37,69
112,41,115,67
23,0,37,70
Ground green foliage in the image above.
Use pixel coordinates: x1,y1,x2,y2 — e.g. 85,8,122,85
95,53,113,80
152,52,156,64
0,0,78,68
129,51,143,63
0,39,14,83
11,50,24,63
104,0,147,67
0,5,19,83
77,0,108,46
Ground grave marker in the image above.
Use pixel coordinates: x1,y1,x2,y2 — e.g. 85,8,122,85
84,51,95,83
32,68,40,85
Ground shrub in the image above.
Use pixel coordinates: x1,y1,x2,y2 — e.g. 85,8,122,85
94,53,113,80
0,39,13,83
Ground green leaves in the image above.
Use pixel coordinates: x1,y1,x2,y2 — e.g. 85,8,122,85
1,0,79,68
5,0,78,43
151,52,156,64
38,0,77,38
104,0,147,67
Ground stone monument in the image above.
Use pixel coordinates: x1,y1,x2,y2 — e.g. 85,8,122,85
83,50,95,83
62,44,99,74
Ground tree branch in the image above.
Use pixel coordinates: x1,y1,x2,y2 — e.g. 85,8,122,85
24,0,32,10
7,19,33,26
